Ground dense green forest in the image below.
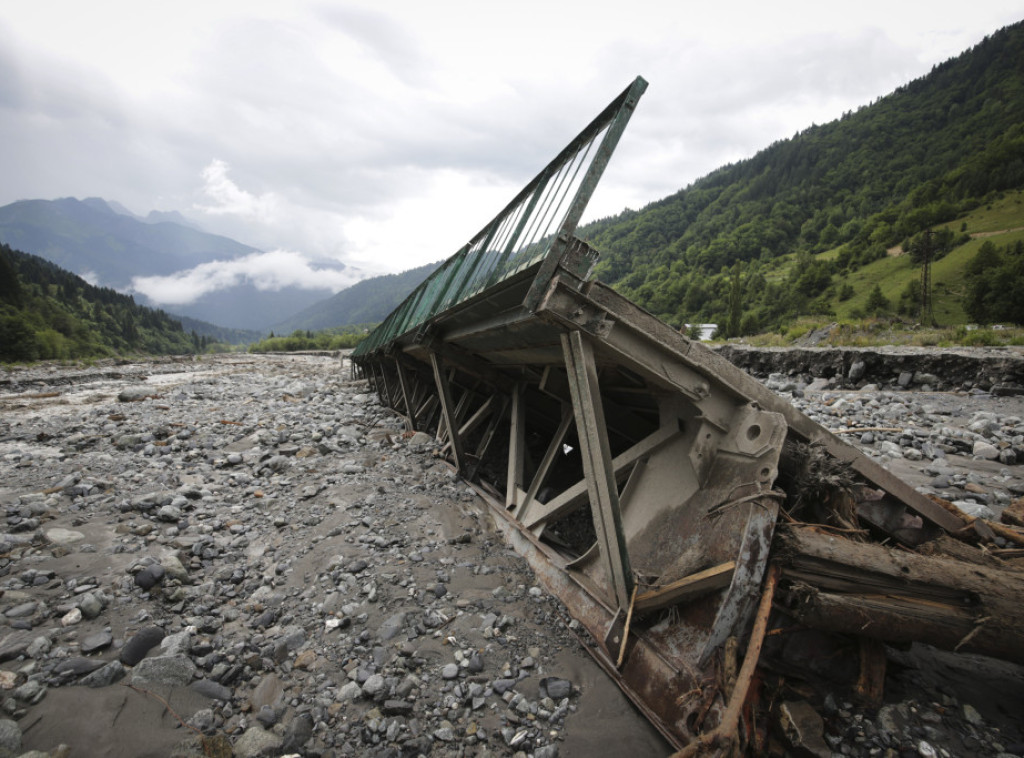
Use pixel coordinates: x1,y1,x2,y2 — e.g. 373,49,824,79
0,243,203,361
963,238,1024,323
581,20,1024,335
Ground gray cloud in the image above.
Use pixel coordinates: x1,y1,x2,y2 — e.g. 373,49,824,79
1,2,1020,282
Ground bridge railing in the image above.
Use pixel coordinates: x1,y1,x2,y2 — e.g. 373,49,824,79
352,76,648,358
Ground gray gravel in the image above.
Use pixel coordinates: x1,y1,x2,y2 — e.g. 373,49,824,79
0,353,1021,757
0,355,621,758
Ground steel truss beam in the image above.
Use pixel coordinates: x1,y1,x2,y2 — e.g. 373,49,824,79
349,77,1016,752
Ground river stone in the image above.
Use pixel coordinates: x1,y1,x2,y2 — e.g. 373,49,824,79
54,658,104,677
0,631,35,661
161,554,189,581
777,700,831,758
13,680,45,704
953,500,996,520
282,713,314,752
134,564,165,591
120,625,166,666
973,440,1000,460
539,677,572,700
382,700,414,717
80,660,125,688
80,630,113,654
339,681,362,701
78,592,104,620
232,725,283,758
190,678,232,701
0,719,20,755
493,678,517,695
362,673,386,698
5,602,37,619
160,630,192,656
130,655,195,687
156,505,182,522
250,674,284,711
44,528,85,545
378,611,405,641
118,386,156,402
408,432,433,447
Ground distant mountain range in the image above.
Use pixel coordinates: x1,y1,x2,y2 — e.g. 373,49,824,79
272,260,443,333
0,197,354,331
0,197,254,285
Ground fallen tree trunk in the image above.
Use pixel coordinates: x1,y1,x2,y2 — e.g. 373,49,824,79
775,525,1024,665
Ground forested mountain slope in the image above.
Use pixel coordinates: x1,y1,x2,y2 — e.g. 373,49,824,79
0,244,199,361
582,20,1024,333
0,197,258,287
271,260,443,333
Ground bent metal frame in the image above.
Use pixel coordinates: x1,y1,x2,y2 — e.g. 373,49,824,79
351,77,967,749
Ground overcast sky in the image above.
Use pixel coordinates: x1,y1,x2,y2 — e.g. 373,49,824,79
1,1,1021,305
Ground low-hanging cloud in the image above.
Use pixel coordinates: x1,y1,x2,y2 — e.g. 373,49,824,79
130,249,362,305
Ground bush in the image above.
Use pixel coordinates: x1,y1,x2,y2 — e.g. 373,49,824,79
35,329,71,360
960,329,999,346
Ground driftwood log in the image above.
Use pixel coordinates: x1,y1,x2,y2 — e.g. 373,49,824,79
775,525,1024,665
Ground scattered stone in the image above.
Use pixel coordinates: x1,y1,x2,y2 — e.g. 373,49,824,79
0,353,1018,758
232,725,283,758
130,656,195,688
44,528,84,546
120,626,166,666
0,719,21,755
190,679,232,702
79,630,113,654
361,673,386,699
79,661,125,688
118,386,157,402
540,677,572,700
777,700,830,758
974,440,1001,460
133,564,165,591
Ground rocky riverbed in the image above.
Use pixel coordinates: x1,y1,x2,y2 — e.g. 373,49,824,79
0,353,1021,758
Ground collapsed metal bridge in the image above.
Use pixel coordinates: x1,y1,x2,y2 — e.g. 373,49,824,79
352,78,1024,754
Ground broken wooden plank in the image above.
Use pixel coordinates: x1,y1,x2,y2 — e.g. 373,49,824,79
635,561,736,612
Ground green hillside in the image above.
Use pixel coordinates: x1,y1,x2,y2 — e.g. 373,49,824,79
0,243,201,362
580,21,1024,335
823,191,1024,324
271,260,443,333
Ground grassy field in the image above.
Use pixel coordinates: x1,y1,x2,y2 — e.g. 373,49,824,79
733,191,1024,347
960,189,1024,234
826,192,1024,325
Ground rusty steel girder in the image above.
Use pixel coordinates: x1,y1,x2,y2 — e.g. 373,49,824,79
351,80,1023,752
353,262,983,749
